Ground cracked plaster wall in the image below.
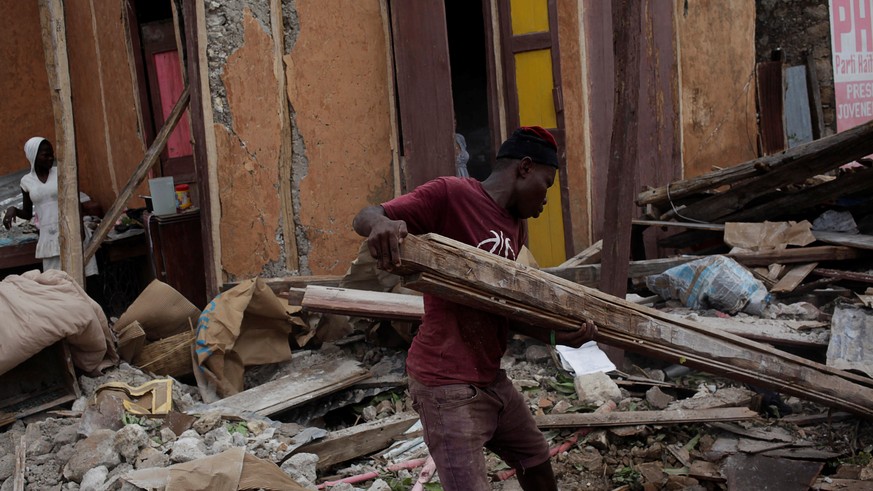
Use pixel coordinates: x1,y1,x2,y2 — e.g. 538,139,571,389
205,0,393,278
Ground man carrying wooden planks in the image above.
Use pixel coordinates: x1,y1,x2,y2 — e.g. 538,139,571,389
353,126,597,491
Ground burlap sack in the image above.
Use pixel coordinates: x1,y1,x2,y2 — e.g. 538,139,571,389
114,280,201,341
194,278,308,398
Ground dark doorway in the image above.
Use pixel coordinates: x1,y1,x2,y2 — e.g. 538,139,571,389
445,1,493,181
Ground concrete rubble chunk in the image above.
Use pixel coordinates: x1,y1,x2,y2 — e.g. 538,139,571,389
80,465,109,491
114,424,150,462
368,478,392,491
0,454,13,481
135,446,170,470
169,436,208,463
574,371,622,406
62,429,121,483
525,344,552,364
281,452,319,489
828,304,873,377
646,386,676,409
193,412,223,434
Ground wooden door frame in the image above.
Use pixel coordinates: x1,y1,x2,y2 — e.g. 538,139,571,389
496,0,573,257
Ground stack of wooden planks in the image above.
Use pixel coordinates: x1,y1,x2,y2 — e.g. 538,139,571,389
391,233,873,419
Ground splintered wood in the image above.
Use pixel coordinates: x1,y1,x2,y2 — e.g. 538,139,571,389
394,234,873,418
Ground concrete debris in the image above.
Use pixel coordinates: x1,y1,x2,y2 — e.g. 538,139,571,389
574,371,622,406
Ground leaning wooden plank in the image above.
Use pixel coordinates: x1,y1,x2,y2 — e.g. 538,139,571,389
84,87,190,263
534,407,757,428
558,240,602,268
395,234,873,418
39,0,82,284
636,118,873,208
302,285,423,321
205,359,370,417
288,412,419,470
770,263,818,293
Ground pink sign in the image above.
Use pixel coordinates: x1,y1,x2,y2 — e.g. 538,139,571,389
831,0,873,131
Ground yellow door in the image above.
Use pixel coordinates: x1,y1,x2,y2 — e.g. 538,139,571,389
505,0,566,266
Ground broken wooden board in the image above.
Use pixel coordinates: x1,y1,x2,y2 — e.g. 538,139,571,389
814,268,873,285
760,447,841,460
662,311,830,348
394,234,873,418
533,407,757,428
202,359,370,417
723,454,822,490
636,118,873,209
708,422,795,443
302,285,423,321
222,275,344,294
288,412,419,470
771,262,818,293
811,231,873,251
727,246,862,267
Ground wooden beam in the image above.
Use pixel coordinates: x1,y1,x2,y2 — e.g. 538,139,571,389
812,268,873,285
636,118,873,209
203,359,370,417
222,275,344,293
270,0,299,272
534,407,758,428
394,234,873,418
302,285,423,321
39,0,82,284
83,87,190,263
288,412,419,470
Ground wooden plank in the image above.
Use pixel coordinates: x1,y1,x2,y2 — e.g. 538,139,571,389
394,233,873,418
813,268,873,285
599,0,640,303
84,87,190,263
757,60,786,154
770,262,818,293
781,411,853,426
389,0,455,188
289,412,419,470
636,118,873,209
533,407,757,428
805,52,825,140
722,164,873,223
727,246,861,266
813,231,873,251
760,447,841,460
663,312,829,348
544,256,697,286
39,0,82,284
558,240,602,268
204,359,370,417
302,285,423,321
222,275,344,294
13,436,24,491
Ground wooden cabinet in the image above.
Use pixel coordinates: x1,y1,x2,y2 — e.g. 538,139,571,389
144,209,206,308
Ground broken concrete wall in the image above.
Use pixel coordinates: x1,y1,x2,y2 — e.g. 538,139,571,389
205,0,393,279
756,0,835,135
677,0,758,178
64,0,146,211
0,0,56,177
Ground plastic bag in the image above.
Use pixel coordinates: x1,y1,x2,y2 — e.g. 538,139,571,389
646,255,770,315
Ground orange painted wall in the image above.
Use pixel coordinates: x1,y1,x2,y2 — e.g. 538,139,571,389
217,10,282,278
0,0,56,176
286,0,394,275
65,0,145,211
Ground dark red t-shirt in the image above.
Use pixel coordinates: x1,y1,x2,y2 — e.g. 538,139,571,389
381,177,526,386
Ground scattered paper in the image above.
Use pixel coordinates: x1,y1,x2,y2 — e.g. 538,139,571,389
555,341,616,376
